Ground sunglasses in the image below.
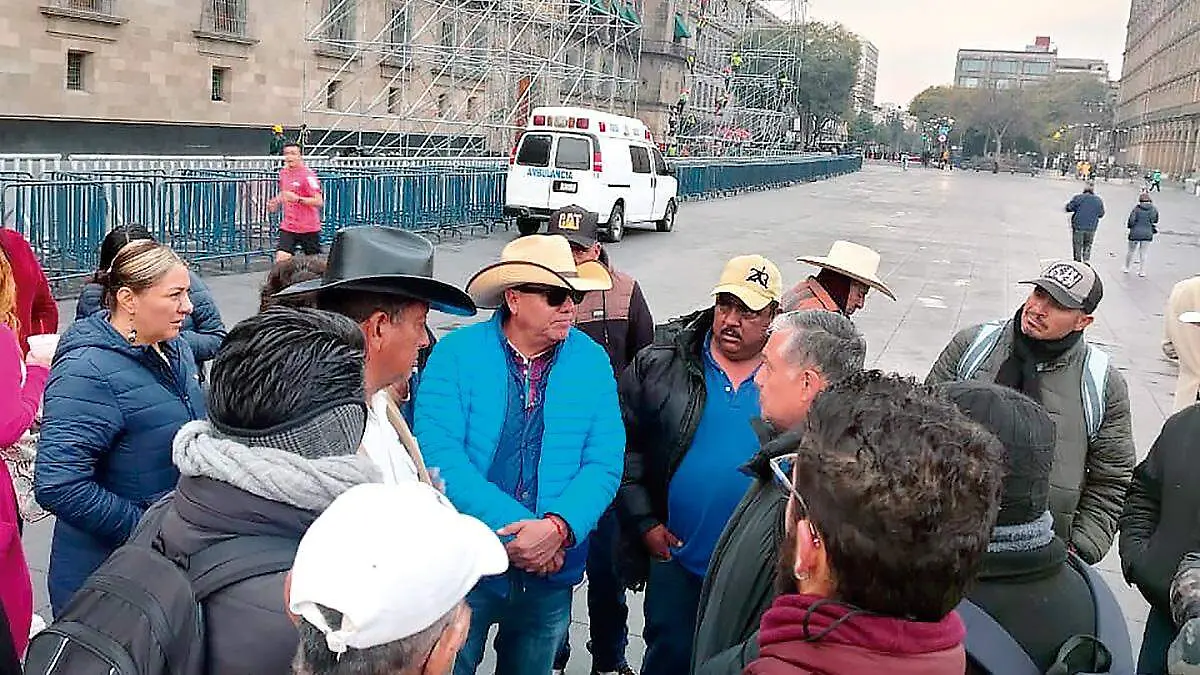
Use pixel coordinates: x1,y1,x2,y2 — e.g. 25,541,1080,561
514,284,585,307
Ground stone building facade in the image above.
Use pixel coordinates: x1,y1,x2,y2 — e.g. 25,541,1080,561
0,0,661,155
1115,0,1200,176
853,39,877,113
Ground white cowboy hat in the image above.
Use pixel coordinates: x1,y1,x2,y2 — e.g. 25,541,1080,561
466,234,613,309
797,240,896,300
1180,311,1200,324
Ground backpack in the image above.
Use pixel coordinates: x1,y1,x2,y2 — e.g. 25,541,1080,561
960,553,1134,675
23,534,298,675
956,321,1111,439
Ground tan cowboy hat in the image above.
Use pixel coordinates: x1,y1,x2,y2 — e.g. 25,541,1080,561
797,240,896,300
466,235,613,309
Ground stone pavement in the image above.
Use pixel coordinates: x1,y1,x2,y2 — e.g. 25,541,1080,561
31,162,1198,672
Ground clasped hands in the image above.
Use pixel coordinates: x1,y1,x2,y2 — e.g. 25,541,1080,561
497,516,569,577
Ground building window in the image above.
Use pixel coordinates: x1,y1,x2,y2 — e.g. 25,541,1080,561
467,96,478,118
957,76,979,88
202,0,247,36
211,66,229,101
388,2,408,45
323,0,355,42
992,60,1019,74
440,19,456,48
1024,60,1051,75
995,78,1013,89
387,86,401,114
960,58,986,72
55,0,115,13
436,93,449,118
66,50,89,91
326,80,341,109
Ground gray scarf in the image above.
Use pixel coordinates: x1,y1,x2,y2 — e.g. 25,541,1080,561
173,420,382,512
988,510,1055,554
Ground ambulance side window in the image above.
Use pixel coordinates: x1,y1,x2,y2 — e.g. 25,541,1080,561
555,136,592,170
652,148,668,175
516,134,552,167
629,146,652,174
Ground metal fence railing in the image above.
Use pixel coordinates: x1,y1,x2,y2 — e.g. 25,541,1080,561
0,155,860,283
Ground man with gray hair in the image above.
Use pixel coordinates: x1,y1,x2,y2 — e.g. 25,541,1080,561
691,309,866,675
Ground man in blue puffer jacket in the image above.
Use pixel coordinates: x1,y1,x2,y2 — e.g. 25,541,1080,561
416,235,624,675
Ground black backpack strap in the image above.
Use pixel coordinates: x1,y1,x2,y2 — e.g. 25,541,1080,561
957,599,1042,675
184,535,299,601
1046,634,1113,675
1067,552,1134,673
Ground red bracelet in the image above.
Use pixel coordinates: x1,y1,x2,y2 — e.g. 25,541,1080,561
547,515,568,542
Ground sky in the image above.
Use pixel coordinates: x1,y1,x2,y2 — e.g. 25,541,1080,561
768,0,1133,107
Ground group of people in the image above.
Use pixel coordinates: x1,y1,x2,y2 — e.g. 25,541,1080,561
0,178,1198,675
1065,180,1162,276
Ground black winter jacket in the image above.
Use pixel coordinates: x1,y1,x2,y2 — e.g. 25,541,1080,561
615,308,712,584
692,426,791,675
134,476,317,675
1119,404,1200,611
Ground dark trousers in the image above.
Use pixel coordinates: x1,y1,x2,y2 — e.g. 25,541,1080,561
641,558,703,675
454,575,573,675
554,508,630,672
1072,229,1096,263
1138,605,1176,674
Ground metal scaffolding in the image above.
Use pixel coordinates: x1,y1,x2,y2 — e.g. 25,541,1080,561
673,0,806,155
303,0,643,156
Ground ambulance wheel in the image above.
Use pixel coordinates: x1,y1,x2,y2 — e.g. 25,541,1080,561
602,203,625,243
656,199,677,232
516,217,540,236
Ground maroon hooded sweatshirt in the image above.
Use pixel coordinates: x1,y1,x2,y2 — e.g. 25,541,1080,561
744,594,967,675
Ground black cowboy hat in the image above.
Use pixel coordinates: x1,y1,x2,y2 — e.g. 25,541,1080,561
274,227,477,316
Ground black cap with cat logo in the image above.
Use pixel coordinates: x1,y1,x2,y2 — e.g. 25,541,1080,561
546,205,600,249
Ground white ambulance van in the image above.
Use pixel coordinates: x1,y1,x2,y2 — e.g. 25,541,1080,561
504,106,679,242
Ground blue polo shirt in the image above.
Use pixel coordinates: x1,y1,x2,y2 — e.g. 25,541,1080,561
666,333,762,578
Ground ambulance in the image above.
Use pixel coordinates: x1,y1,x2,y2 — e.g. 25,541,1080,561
504,106,679,242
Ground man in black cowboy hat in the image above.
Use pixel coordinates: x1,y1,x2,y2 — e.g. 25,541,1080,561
276,227,476,485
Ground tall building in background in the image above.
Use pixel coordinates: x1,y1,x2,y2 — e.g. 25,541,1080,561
852,39,878,113
954,36,1107,90
1115,0,1200,175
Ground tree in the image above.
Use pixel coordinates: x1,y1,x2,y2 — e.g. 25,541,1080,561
960,84,1033,157
734,21,861,147
849,111,881,145
908,86,968,124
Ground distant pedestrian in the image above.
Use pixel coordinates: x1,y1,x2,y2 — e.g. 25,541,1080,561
546,206,653,675
269,124,286,155
1152,169,1163,192
35,240,203,614
1065,182,1105,263
782,240,895,316
268,141,324,263
1125,193,1159,276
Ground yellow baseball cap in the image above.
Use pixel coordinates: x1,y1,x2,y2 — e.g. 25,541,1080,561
710,255,783,311
272,124,284,133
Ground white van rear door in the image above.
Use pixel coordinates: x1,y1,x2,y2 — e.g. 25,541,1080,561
507,132,555,211
546,135,596,212
651,147,678,218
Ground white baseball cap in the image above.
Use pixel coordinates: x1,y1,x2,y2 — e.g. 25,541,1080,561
288,482,508,655
1181,311,1200,324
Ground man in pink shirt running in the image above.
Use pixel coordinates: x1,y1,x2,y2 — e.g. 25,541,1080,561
268,141,325,263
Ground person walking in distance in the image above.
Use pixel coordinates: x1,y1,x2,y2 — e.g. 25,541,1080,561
617,255,782,675
546,205,653,675
268,141,325,264
1065,182,1105,263
1124,192,1159,277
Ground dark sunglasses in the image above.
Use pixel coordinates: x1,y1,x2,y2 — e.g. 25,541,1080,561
513,284,585,307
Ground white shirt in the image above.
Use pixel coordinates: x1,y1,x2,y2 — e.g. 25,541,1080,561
360,390,420,484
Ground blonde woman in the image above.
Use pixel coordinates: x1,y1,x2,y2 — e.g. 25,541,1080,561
1165,276,1200,411
35,240,205,614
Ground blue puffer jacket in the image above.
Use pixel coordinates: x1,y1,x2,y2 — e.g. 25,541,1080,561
415,314,625,587
1065,192,1106,232
74,271,227,373
35,313,205,613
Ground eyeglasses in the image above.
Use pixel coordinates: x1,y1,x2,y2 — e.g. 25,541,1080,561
513,284,585,307
769,452,823,545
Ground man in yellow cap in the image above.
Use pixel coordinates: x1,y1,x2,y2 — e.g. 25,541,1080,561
270,124,286,155
615,255,782,675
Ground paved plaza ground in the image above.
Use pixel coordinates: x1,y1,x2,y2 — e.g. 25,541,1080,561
29,162,1200,672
